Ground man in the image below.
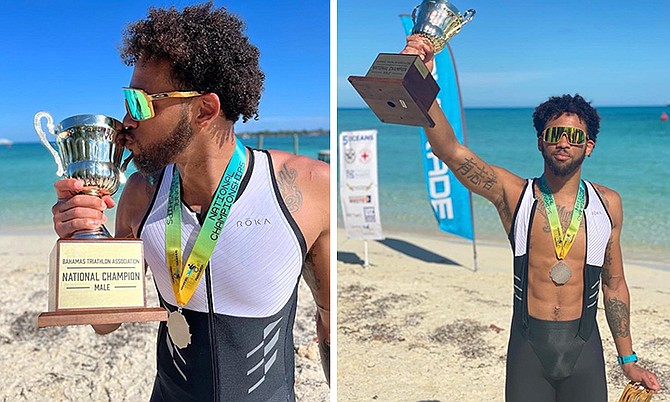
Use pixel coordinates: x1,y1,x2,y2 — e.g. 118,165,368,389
51,4,330,401
402,35,660,401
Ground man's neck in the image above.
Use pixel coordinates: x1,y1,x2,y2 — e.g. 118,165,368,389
174,124,240,214
541,167,583,199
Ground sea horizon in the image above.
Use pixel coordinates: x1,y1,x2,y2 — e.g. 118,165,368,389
0,134,329,233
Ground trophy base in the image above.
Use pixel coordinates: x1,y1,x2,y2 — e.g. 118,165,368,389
41,238,166,328
348,53,439,127
37,307,168,328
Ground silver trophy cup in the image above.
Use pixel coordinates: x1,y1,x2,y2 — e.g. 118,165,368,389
411,0,475,54
34,112,131,239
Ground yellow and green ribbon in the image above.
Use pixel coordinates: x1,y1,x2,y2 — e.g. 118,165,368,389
538,175,585,260
165,139,246,306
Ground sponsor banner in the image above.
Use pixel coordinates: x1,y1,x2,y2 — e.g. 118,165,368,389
401,16,474,240
339,130,384,240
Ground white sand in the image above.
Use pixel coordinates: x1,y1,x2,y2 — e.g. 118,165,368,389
0,230,329,401
337,228,669,401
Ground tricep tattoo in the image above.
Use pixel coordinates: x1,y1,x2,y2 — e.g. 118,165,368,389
302,252,320,291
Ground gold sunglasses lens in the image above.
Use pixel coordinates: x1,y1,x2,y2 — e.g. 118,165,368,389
543,127,586,145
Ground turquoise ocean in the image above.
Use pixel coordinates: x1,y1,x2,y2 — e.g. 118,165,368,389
0,134,328,234
338,107,670,266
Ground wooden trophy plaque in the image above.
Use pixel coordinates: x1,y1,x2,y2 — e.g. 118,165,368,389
37,239,167,327
348,53,439,127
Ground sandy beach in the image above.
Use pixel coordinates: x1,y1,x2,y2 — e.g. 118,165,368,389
0,230,329,401
337,228,670,402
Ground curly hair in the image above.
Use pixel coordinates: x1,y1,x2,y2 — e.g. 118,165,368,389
120,2,264,123
532,94,601,142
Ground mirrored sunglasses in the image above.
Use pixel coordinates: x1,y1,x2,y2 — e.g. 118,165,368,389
542,126,587,146
123,87,203,121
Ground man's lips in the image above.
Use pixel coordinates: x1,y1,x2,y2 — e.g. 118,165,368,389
118,132,134,148
553,152,571,161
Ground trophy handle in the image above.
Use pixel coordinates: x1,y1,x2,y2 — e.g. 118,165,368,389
34,111,65,177
462,9,476,25
119,154,134,184
411,5,420,24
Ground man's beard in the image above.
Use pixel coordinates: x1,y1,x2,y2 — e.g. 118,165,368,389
132,110,193,176
541,146,586,177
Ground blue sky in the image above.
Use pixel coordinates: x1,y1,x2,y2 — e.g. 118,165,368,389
1,1,329,143
338,0,670,108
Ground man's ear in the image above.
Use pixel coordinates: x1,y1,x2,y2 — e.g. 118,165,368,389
585,139,595,157
193,92,221,127
537,136,543,152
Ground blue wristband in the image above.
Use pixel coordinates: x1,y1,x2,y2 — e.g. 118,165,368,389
617,352,638,365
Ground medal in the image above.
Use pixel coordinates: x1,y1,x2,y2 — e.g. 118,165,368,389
550,261,572,285
167,309,191,349
538,176,585,285
164,139,246,349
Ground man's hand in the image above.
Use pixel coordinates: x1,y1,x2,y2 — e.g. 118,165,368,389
400,34,435,72
622,363,661,391
52,179,115,238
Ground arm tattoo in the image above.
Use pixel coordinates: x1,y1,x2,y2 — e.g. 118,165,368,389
455,157,497,190
605,297,630,338
302,252,320,291
601,267,613,287
277,164,303,213
601,239,613,285
493,196,512,224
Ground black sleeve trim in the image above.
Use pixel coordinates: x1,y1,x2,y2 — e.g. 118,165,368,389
508,178,531,248
263,150,308,259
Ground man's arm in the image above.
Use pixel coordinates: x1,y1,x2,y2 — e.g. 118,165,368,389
599,186,660,391
300,159,330,384
401,35,525,231
303,228,330,384
275,152,330,383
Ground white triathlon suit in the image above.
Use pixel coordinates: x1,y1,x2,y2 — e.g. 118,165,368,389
139,148,306,402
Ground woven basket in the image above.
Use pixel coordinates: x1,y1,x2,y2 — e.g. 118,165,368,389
618,382,654,402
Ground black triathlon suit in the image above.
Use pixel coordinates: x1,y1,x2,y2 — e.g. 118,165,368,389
505,178,612,402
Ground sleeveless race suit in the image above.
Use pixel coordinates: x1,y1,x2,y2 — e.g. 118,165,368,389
505,178,612,402
139,149,306,402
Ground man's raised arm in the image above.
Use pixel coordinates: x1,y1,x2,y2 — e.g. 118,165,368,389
402,35,525,230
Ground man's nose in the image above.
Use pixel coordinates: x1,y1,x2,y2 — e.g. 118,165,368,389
556,133,571,147
122,113,139,130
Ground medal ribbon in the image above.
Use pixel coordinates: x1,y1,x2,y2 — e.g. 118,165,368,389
165,139,246,306
538,175,585,260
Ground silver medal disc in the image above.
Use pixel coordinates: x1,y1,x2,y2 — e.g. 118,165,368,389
550,261,572,285
167,310,192,349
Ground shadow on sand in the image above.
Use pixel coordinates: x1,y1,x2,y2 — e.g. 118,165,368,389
336,238,461,267
337,251,365,265
377,238,460,266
